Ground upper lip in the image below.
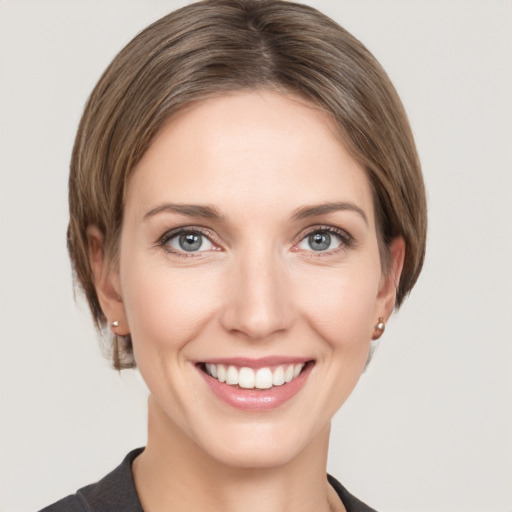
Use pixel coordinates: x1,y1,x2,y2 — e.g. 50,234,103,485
197,356,313,369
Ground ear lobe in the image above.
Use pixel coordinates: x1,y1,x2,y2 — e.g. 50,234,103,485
86,226,129,335
376,236,406,320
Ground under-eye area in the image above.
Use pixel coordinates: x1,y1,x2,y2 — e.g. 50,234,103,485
153,224,356,261
197,361,315,390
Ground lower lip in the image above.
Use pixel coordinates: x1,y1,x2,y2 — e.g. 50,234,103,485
198,363,313,411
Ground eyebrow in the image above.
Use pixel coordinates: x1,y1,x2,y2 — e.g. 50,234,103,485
143,203,225,221
143,201,368,225
291,202,368,225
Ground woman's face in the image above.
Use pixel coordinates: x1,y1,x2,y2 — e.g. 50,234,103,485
105,91,402,468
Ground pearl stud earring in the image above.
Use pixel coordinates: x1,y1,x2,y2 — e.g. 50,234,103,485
371,317,385,340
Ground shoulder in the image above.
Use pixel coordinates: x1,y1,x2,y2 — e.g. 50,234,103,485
328,474,378,512
37,494,85,512
37,448,144,512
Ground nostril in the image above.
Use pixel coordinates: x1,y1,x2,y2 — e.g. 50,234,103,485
218,268,295,339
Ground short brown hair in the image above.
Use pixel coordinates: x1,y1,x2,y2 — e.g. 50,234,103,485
67,0,427,369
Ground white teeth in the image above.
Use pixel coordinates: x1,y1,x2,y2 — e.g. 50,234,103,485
217,364,226,383
255,368,273,389
226,365,239,385
239,367,255,389
205,363,217,378
272,366,285,386
204,362,306,388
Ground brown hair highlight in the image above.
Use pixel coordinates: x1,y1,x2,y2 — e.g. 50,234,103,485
67,0,427,369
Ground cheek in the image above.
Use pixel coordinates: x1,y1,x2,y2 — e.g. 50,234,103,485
294,263,381,351
120,257,222,356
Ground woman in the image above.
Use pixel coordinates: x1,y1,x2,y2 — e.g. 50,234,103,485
41,0,426,510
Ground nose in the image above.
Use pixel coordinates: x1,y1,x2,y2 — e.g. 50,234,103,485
219,246,295,341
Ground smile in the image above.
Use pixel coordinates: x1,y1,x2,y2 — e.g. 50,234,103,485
197,359,314,411
202,362,307,390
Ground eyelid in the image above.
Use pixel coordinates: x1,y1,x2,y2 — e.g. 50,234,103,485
154,223,354,256
293,224,355,252
156,225,221,255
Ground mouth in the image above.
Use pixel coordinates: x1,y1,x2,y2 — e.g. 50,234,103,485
196,359,315,411
197,360,313,390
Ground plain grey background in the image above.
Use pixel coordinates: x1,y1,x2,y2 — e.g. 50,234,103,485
0,1,511,511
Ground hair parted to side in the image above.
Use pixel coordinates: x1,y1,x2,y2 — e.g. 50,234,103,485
67,0,427,369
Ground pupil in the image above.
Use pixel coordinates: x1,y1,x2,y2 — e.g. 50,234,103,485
179,233,202,251
309,232,330,251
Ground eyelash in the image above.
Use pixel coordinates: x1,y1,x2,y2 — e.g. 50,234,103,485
156,225,354,258
296,225,355,255
156,226,219,258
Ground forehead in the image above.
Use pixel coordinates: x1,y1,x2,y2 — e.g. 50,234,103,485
126,90,374,224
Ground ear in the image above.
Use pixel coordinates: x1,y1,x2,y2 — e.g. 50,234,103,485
86,225,129,336
375,236,406,323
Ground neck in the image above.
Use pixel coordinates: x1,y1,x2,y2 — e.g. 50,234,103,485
132,396,344,512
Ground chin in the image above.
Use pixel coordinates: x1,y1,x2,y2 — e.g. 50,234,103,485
206,435,308,469
191,417,329,470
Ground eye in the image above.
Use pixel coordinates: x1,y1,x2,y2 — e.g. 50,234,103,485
165,230,215,253
296,228,348,252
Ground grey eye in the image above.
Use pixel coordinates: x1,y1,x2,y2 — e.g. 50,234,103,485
297,230,342,252
308,232,331,251
168,232,214,252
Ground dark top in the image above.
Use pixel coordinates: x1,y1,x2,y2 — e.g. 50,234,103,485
39,448,377,512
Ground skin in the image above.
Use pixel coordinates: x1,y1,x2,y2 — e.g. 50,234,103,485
88,90,404,512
